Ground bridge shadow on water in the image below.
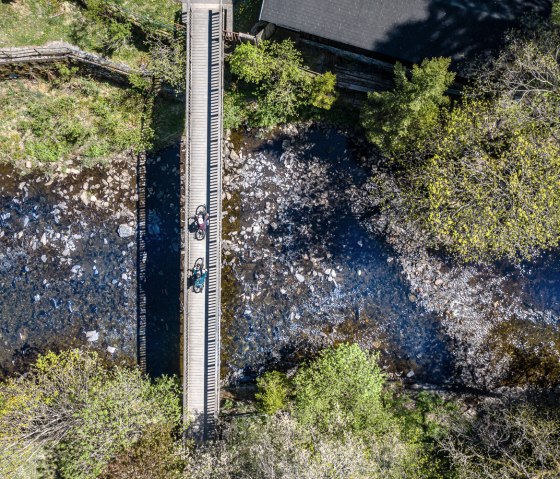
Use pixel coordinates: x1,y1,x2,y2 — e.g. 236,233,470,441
138,143,182,377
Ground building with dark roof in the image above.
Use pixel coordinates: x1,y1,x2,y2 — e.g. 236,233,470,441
259,0,551,66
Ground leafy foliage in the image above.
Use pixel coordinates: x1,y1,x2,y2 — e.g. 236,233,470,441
255,371,290,414
552,0,560,26
368,22,560,262
442,403,560,479
0,0,181,72
228,40,336,127
223,90,249,131
100,424,184,479
0,349,181,479
361,58,455,156
293,343,389,436
0,75,154,169
402,98,560,261
189,345,452,479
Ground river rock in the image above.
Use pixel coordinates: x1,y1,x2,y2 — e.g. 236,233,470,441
295,273,305,283
85,330,99,342
117,224,134,238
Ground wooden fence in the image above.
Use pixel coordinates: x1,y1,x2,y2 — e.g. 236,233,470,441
0,42,147,79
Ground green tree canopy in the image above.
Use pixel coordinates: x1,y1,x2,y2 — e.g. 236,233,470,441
361,57,455,156
368,21,560,262
403,98,560,262
255,371,291,415
292,343,389,437
228,40,337,127
0,349,181,479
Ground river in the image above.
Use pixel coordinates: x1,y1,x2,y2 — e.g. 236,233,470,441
1,126,559,390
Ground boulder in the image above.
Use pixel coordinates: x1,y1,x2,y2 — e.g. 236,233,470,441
117,224,134,238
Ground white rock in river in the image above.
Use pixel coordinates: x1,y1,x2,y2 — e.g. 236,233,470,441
117,224,134,238
295,273,305,283
85,330,99,342
107,346,116,354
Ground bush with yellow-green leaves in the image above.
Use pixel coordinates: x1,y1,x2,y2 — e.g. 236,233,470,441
364,14,560,263
0,349,181,479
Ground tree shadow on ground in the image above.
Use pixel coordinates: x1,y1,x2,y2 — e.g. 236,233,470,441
371,0,551,70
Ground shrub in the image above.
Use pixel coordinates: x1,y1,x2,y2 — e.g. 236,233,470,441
255,371,290,414
228,40,336,127
442,403,560,479
293,343,389,437
0,76,151,169
400,98,560,262
223,90,249,131
0,349,181,479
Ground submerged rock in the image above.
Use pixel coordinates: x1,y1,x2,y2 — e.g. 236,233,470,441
85,330,99,342
117,224,134,238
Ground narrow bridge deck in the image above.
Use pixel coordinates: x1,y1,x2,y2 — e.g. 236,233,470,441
181,0,230,439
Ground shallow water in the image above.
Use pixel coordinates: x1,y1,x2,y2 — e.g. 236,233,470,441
0,147,182,377
0,161,138,375
222,128,453,383
1,129,559,389
221,126,560,389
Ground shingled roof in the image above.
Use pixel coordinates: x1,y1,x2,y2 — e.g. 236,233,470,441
260,0,551,65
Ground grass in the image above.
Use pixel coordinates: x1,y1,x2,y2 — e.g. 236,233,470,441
0,71,184,171
0,0,180,68
112,0,179,26
0,72,150,170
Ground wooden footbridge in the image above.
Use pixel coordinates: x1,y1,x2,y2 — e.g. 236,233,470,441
179,0,232,440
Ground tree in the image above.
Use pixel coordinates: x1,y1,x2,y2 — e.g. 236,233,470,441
0,349,181,479
361,58,455,156
402,98,560,262
185,414,382,479
255,371,291,415
552,0,560,26
292,343,389,437
187,345,450,479
442,402,560,479
370,19,560,262
228,40,337,127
